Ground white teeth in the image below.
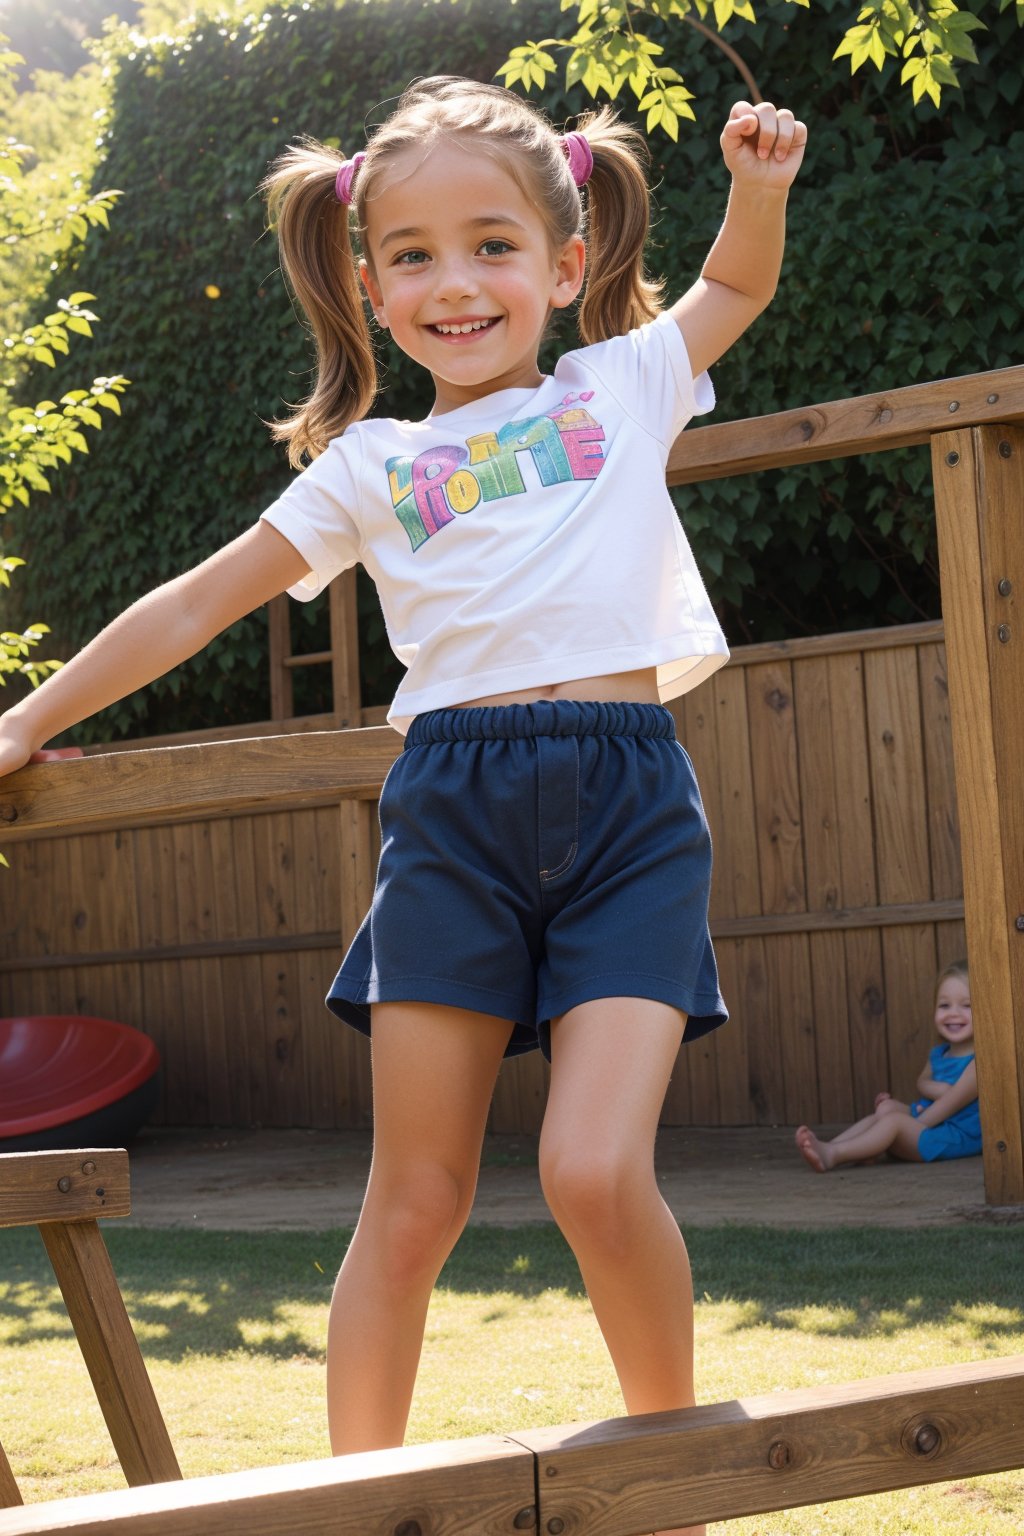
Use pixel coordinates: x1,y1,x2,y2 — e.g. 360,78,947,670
434,319,493,334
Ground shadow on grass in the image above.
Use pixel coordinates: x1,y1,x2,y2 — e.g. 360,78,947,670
0,1226,1021,1361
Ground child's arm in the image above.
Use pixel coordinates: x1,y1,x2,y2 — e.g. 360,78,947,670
913,1060,979,1129
670,100,807,379
0,521,311,776
916,1059,947,1100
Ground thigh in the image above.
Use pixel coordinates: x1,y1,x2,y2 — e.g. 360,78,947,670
368,1002,514,1177
541,997,687,1167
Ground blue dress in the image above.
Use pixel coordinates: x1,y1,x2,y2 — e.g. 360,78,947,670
912,1044,981,1162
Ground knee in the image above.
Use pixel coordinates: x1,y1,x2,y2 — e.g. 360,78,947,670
367,1162,474,1291
539,1146,647,1256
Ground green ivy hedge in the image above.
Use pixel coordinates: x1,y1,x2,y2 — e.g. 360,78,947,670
15,0,1023,741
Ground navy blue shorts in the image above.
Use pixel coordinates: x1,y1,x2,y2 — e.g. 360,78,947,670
327,699,728,1059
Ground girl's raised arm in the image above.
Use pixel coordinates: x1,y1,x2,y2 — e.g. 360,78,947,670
670,101,807,379
0,520,311,776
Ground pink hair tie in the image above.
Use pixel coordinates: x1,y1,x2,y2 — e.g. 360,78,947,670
335,151,365,206
560,131,593,188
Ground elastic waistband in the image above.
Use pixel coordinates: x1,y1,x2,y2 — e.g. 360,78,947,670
406,699,676,745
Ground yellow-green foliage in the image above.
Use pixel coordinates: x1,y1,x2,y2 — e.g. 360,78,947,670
0,38,128,693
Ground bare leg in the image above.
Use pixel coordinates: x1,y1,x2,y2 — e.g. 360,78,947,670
539,998,703,1536
796,1112,925,1172
826,1097,910,1144
327,1003,512,1452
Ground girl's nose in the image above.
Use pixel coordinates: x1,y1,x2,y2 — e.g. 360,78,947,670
433,259,480,302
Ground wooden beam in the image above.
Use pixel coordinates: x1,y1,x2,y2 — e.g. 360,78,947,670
933,423,1024,1206
0,1359,1021,1534
0,1436,535,1536
723,618,943,666
40,1222,182,1489
0,728,403,842
668,364,1024,484
517,1356,1024,1534
0,1151,130,1227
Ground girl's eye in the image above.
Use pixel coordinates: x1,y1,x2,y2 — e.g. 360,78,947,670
479,239,512,257
394,250,429,267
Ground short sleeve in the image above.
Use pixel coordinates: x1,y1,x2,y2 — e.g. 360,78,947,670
259,431,364,602
569,312,715,447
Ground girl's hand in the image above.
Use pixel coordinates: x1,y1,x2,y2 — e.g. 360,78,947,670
721,101,807,191
874,1090,892,1110
0,720,35,780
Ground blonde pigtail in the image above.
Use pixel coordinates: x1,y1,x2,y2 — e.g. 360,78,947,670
260,141,377,467
574,109,663,344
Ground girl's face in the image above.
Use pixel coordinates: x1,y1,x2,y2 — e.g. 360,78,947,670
934,974,973,1051
359,141,585,416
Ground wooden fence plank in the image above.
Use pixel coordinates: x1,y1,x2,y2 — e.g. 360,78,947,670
880,926,938,1101
704,940,749,1126
933,423,1024,1206
917,642,962,902
808,930,854,1122
844,929,888,1116
667,364,1024,485
0,1436,534,1536
735,938,778,1124
519,1356,1024,1534
865,647,931,907
746,662,805,917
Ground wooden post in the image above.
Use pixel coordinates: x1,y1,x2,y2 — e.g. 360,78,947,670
932,424,1024,1206
39,1223,182,1487
0,1445,21,1510
266,596,294,721
329,571,362,731
0,1151,181,1496
331,568,377,1124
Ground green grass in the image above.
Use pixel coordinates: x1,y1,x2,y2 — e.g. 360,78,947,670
2,1224,1023,1532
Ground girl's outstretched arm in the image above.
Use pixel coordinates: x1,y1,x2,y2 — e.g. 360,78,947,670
670,100,807,379
0,521,311,776
914,1060,979,1129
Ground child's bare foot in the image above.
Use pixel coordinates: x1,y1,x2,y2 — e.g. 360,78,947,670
795,1126,832,1172
874,1090,891,1109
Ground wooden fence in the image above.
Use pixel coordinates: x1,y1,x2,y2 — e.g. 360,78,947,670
0,620,965,1137
0,364,1022,1206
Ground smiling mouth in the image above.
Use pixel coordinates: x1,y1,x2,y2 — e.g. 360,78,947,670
430,318,499,335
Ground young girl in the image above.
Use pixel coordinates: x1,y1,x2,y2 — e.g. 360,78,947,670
0,77,805,1534
796,960,980,1172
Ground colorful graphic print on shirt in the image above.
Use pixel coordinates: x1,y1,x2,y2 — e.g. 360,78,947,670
386,392,606,551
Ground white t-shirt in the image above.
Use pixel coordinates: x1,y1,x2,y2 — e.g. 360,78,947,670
261,311,729,734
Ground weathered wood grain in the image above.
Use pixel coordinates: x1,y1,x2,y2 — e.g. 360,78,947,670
933,423,1024,1206
0,1436,534,1536
0,1150,130,1227
39,1221,182,1488
517,1355,1024,1534
2,1359,1021,1534
668,365,1024,484
0,729,403,840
